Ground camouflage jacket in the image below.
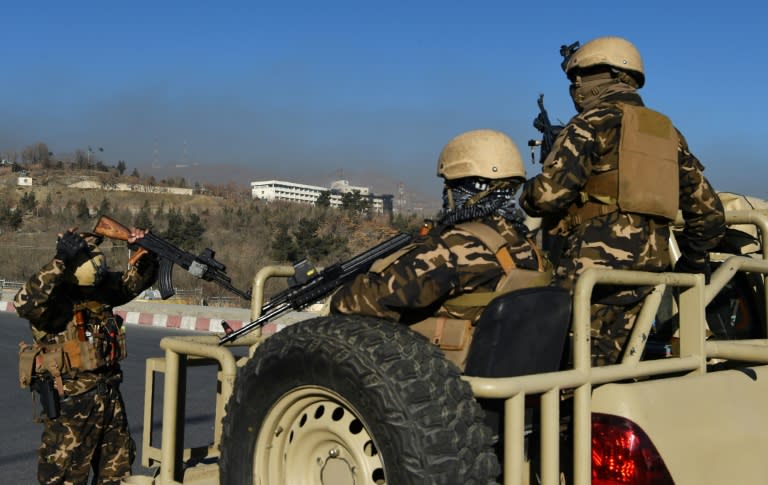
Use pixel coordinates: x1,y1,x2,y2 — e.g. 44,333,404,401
330,215,546,323
520,90,725,292
14,254,158,394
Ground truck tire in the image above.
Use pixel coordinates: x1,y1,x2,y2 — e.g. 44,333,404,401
219,314,500,485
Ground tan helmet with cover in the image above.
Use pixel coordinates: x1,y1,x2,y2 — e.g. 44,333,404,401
437,129,526,181
563,36,645,88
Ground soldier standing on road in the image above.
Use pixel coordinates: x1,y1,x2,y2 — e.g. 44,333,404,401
519,36,726,365
15,226,158,485
331,129,551,360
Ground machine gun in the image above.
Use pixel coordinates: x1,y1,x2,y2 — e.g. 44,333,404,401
218,231,413,345
94,215,251,301
527,94,564,165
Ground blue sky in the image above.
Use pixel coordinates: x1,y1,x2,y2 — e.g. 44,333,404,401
1,2,766,204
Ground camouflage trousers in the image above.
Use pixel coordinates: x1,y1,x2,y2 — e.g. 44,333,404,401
590,301,642,366
38,382,135,485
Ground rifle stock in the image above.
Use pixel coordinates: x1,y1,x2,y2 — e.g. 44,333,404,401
93,216,150,265
93,216,132,241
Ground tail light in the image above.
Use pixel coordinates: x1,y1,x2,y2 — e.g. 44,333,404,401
592,413,674,485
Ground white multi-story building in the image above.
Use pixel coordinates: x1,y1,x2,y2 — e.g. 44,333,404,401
250,180,330,205
250,179,393,213
330,179,369,196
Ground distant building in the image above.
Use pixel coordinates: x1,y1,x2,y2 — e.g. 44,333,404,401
250,180,331,205
68,180,193,195
330,179,369,196
250,179,393,214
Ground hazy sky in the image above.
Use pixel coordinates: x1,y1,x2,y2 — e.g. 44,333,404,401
2,2,766,203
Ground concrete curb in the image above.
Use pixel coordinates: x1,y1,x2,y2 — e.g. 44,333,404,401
0,300,314,336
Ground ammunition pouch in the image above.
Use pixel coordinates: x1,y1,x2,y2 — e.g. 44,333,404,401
97,315,127,365
64,314,127,370
18,342,42,389
19,341,66,390
19,312,127,391
410,317,474,370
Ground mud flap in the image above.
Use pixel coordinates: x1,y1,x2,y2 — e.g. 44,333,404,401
465,286,571,377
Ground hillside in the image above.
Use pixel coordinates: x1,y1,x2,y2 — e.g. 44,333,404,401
0,167,425,307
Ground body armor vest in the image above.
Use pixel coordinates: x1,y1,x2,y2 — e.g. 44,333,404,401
567,104,680,228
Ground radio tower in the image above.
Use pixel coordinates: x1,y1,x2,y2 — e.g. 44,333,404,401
397,182,407,213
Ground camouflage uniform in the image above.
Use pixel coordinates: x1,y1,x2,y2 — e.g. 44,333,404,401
520,89,725,365
15,255,158,485
331,215,546,323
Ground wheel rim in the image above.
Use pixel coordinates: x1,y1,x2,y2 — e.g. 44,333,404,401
254,385,387,485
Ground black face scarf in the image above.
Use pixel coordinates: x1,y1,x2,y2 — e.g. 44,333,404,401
437,178,526,228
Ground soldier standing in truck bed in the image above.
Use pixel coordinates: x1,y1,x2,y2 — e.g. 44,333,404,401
519,36,726,365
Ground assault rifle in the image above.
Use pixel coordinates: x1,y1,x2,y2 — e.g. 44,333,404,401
527,94,564,165
94,215,251,301
218,231,413,345
527,42,579,164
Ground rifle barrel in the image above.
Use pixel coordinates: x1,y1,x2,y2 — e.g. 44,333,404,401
218,231,413,345
219,300,292,344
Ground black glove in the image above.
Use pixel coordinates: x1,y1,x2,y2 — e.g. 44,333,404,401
674,254,712,284
55,231,87,264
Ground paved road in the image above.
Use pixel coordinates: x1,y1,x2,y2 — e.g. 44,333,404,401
0,312,227,484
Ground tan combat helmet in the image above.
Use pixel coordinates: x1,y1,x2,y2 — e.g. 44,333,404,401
563,36,645,88
437,129,526,181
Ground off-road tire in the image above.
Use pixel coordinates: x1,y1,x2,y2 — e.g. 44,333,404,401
219,314,500,485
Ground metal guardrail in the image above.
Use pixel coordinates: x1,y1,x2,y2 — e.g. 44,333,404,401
0,279,23,289
0,279,23,303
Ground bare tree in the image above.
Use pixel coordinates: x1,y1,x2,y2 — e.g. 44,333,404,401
20,142,51,166
74,149,89,169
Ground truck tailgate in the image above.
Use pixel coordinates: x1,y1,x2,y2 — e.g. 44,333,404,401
591,364,768,485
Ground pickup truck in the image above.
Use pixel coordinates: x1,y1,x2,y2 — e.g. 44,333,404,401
123,207,768,485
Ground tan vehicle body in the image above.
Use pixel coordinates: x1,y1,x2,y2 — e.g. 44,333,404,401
124,208,768,485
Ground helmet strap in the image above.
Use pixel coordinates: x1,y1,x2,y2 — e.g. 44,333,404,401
613,69,640,88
